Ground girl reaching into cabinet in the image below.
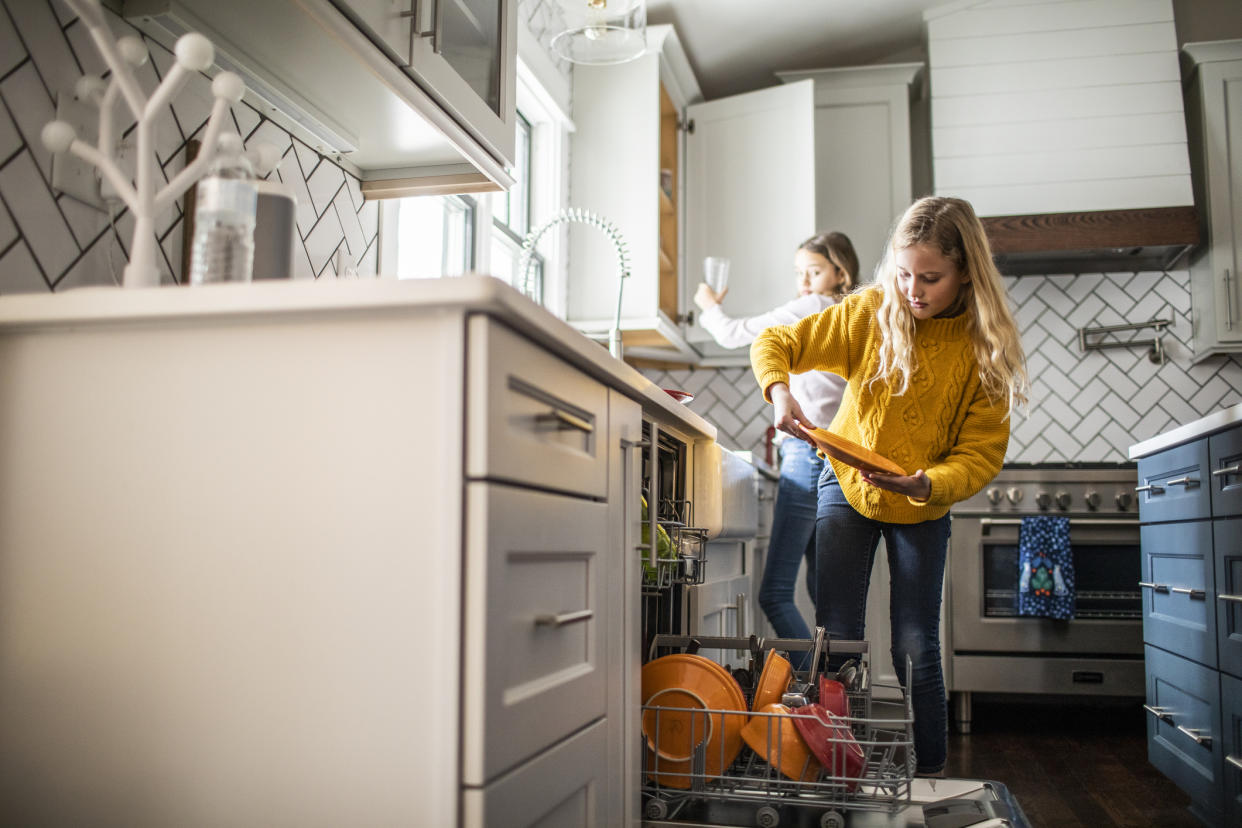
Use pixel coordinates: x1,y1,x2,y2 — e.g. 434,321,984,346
694,231,859,665
750,196,1029,776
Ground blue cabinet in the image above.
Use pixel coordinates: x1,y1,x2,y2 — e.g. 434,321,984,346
1137,439,1211,524
1145,644,1224,821
1222,672,1242,827
1211,428,1242,518
1135,416,1242,826
1142,520,1217,668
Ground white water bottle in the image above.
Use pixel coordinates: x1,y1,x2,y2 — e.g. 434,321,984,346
189,133,257,285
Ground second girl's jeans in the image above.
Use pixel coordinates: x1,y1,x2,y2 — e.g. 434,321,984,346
815,464,951,775
758,439,823,656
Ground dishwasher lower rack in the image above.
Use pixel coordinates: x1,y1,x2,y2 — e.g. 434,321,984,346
641,639,914,828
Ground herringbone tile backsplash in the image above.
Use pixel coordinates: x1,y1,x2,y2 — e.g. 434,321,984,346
642,271,1242,464
0,0,378,293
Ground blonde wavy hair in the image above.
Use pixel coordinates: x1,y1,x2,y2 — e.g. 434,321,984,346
869,196,1029,412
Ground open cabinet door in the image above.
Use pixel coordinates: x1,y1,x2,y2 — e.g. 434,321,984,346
684,80,816,351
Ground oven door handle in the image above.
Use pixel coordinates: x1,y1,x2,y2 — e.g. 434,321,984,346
980,517,1136,532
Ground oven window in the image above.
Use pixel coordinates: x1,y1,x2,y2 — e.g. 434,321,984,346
982,542,1141,619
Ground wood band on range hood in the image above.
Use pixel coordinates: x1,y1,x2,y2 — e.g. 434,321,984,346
981,206,1200,276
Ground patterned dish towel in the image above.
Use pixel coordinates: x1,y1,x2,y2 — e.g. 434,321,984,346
1016,515,1075,619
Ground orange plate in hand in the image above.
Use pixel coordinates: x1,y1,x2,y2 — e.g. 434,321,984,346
798,426,906,476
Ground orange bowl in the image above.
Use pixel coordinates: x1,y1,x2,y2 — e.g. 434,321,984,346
641,654,746,788
752,648,792,712
741,703,821,782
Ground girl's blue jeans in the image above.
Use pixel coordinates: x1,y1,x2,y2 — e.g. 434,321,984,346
758,439,822,660
815,464,951,775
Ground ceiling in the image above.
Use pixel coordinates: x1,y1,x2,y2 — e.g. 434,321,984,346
644,0,945,100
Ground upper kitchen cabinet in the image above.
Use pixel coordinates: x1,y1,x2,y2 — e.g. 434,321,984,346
776,64,928,293
567,25,815,364
123,0,516,195
1183,40,1242,361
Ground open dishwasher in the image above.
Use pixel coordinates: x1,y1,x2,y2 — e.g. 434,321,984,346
639,633,1030,828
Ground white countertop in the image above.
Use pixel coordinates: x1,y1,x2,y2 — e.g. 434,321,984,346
0,275,718,441
1128,402,1242,459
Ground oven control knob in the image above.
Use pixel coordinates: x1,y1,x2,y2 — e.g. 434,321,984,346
1055,491,1072,510
986,487,1002,505
1084,490,1101,510
1116,491,1133,511
1006,487,1024,505
1035,490,1051,509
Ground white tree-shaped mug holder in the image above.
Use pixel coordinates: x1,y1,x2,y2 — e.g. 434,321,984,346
41,0,246,288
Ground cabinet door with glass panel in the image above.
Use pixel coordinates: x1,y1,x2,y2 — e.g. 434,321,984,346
334,0,517,167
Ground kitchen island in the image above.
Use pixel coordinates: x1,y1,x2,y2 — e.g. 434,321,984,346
0,276,718,826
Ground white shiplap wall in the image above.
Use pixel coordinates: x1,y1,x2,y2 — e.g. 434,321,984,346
925,0,1194,216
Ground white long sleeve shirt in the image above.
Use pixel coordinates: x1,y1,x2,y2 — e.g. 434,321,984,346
699,294,847,429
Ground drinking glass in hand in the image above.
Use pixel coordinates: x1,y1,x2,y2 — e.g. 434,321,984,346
704,256,730,293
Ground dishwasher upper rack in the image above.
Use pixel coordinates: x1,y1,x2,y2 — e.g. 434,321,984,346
641,637,914,828
640,498,709,592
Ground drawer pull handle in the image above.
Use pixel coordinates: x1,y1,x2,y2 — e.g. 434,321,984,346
536,408,594,434
1135,484,1165,495
534,609,594,627
1176,724,1212,748
1213,465,1242,478
1218,593,1242,604
1138,582,1170,593
1143,704,1174,723
1170,586,1207,600
1166,476,1199,488
1227,754,1242,772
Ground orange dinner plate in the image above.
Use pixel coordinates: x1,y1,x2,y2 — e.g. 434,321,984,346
742,703,822,782
641,654,746,788
751,649,792,712
798,426,906,476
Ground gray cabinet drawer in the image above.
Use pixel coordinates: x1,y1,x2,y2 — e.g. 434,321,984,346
466,317,608,499
1145,644,1224,819
1142,521,1218,668
462,718,608,827
1137,439,1210,523
1211,427,1242,518
1223,673,1242,828
1217,518,1242,679
462,484,609,785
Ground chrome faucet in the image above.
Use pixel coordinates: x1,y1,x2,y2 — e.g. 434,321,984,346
518,207,631,360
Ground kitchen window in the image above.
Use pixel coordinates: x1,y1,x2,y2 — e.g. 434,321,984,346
377,59,569,310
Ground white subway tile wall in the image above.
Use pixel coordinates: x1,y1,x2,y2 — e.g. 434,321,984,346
642,272,1242,464
0,0,378,292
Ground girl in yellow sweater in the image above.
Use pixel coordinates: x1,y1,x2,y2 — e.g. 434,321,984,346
750,196,1028,776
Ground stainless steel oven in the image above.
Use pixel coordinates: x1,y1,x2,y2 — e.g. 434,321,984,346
947,465,1144,732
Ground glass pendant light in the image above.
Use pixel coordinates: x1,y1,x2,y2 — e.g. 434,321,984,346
550,0,647,65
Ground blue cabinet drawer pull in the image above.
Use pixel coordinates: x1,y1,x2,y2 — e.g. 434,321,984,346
1138,581,1170,593
1143,703,1174,722
1165,476,1199,488
1219,593,1242,604
534,609,594,627
1135,484,1165,494
1175,724,1212,748
1213,464,1241,478
1227,754,1242,772
1169,586,1207,600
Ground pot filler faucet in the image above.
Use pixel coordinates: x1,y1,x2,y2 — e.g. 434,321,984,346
519,208,631,360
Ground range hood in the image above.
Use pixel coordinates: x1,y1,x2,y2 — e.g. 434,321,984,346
982,206,1200,276
925,0,1199,276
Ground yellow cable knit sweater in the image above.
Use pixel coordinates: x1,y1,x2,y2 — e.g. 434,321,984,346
751,287,1009,524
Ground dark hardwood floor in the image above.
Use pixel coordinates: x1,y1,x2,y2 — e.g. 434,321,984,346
942,697,1202,828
